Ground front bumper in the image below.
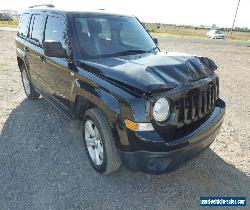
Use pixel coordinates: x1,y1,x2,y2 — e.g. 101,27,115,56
118,99,225,174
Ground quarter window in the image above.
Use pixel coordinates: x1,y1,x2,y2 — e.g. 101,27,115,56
18,13,31,37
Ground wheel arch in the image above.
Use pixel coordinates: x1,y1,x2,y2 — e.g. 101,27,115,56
73,79,129,145
74,91,124,147
74,90,121,124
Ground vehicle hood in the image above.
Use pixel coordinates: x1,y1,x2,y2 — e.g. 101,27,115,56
79,52,217,94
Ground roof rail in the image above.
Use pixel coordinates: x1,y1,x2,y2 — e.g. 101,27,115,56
28,4,55,8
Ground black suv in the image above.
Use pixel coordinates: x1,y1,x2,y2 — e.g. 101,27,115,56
16,4,225,174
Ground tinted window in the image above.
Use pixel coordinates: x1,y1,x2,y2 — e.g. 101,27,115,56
44,16,68,52
30,14,45,45
18,13,31,37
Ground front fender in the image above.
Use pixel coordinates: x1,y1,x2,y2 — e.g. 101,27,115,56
72,79,121,122
72,79,132,146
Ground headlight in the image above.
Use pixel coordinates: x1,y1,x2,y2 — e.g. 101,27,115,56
153,98,170,122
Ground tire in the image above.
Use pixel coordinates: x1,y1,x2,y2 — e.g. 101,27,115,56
82,107,121,175
20,63,40,100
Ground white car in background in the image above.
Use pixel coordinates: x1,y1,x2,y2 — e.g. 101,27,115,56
207,30,225,39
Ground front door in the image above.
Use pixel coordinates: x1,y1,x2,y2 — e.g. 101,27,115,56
42,14,74,112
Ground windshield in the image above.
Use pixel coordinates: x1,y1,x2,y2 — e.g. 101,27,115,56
71,14,157,59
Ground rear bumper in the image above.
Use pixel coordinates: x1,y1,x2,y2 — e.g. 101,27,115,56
118,99,225,174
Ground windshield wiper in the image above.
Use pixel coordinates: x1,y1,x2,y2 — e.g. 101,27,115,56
90,49,153,59
147,46,159,53
110,49,147,56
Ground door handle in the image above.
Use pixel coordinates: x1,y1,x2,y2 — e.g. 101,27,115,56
24,47,29,52
39,55,46,63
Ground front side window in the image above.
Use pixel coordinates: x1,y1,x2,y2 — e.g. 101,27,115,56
72,15,156,59
30,14,45,45
44,15,68,53
18,13,31,37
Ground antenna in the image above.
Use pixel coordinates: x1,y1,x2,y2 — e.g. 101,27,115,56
230,0,241,37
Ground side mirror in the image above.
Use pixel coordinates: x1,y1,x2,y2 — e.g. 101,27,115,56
43,40,67,58
153,37,158,46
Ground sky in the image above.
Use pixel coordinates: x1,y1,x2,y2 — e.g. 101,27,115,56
1,0,249,28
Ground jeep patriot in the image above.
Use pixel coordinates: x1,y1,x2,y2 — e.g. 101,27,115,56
16,4,225,174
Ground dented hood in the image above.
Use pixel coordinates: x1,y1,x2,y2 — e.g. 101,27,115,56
79,52,217,94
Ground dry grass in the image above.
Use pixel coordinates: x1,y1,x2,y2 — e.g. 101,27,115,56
0,20,19,28
1,20,249,41
145,23,250,42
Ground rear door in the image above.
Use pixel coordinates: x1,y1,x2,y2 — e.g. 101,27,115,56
25,13,46,90
16,13,32,70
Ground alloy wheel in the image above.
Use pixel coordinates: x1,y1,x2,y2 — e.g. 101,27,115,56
84,119,104,166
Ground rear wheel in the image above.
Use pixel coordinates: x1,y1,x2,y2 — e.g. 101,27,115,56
20,64,40,100
82,108,121,175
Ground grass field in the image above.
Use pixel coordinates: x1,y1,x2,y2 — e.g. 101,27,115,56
1,20,249,41
0,20,19,28
145,23,250,42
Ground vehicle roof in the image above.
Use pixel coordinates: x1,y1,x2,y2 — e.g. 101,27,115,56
22,6,133,17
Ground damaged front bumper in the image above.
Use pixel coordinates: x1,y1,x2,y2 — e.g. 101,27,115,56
118,99,225,174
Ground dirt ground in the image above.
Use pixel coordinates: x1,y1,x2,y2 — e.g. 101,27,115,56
0,31,249,210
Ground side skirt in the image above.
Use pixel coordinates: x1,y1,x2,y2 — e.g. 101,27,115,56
36,88,75,122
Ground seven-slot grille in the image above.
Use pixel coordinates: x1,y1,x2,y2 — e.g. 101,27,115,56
175,79,219,128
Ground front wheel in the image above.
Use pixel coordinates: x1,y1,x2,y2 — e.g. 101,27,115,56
20,64,40,100
82,108,121,175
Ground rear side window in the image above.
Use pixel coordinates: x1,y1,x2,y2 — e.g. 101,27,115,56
44,15,68,53
18,13,31,37
30,14,45,45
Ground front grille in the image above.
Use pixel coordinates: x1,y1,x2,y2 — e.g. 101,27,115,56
175,79,219,128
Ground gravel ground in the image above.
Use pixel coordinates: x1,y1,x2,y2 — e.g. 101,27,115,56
0,31,249,210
